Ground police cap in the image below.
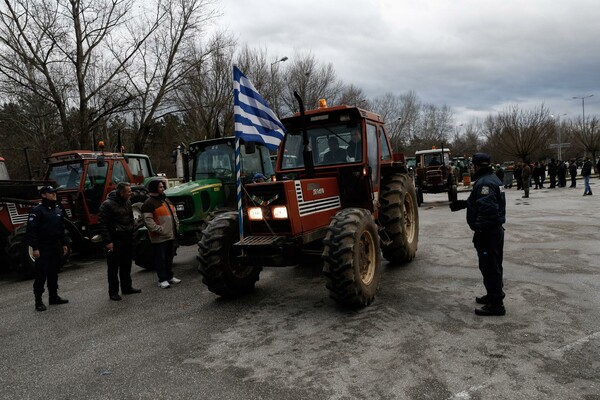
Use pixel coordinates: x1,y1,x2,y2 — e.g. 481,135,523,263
471,153,491,166
39,185,57,194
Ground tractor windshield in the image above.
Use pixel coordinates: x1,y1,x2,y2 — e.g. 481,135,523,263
0,160,9,180
193,142,273,181
280,124,361,170
47,163,84,189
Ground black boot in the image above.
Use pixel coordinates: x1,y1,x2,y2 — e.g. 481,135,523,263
35,296,47,312
49,295,69,305
475,303,506,316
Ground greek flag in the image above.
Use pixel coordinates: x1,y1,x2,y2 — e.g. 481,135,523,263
233,66,285,150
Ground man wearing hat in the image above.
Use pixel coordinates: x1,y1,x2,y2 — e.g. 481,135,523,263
450,153,507,316
26,186,71,311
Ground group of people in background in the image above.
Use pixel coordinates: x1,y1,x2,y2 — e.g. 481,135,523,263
497,158,598,198
27,178,181,311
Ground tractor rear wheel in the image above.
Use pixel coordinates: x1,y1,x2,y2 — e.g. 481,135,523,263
132,225,154,270
448,183,458,202
7,232,36,278
379,174,419,264
197,212,261,298
322,208,381,307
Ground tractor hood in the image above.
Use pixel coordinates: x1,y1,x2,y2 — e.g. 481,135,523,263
165,179,224,197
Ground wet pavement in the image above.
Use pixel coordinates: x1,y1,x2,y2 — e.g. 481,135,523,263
0,180,599,399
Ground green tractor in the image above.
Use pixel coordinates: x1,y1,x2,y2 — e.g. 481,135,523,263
132,137,274,269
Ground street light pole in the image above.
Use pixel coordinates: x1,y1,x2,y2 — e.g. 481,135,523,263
550,113,566,160
572,94,594,137
269,56,288,114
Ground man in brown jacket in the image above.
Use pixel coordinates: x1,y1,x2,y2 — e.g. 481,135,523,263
141,179,181,289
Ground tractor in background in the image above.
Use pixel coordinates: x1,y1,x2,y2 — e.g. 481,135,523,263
198,95,419,308
1,148,150,277
414,147,457,206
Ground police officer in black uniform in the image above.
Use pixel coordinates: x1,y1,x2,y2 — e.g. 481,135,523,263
26,186,71,312
450,153,506,316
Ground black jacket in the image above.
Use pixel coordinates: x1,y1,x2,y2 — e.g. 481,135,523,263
98,190,134,244
466,166,506,232
25,199,71,250
581,160,593,177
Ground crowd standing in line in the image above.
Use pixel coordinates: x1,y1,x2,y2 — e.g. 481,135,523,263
99,182,141,301
142,179,182,289
26,186,71,311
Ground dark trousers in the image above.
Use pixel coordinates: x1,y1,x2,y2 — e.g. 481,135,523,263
106,232,133,295
153,240,175,282
473,227,505,303
549,174,556,188
570,175,577,188
33,242,63,298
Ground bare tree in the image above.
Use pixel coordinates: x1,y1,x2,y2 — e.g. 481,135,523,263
0,0,168,149
483,105,554,162
126,0,220,152
415,103,454,148
281,52,343,115
371,91,421,153
569,116,600,164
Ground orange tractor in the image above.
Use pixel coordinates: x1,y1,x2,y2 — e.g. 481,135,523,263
198,95,419,307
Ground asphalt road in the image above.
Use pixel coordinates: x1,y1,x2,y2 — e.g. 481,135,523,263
1,181,599,400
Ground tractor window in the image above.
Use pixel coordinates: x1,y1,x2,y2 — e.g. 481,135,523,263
84,162,108,213
0,161,9,180
48,163,83,190
379,126,392,160
127,157,151,179
193,143,234,180
280,124,361,169
366,124,378,183
112,161,130,184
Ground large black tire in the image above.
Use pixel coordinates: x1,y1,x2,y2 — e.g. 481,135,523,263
195,207,235,249
448,184,458,202
379,174,419,264
132,225,154,270
197,212,261,298
7,232,35,278
322,208,381,308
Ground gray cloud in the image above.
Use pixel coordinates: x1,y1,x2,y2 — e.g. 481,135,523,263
215,0,600,123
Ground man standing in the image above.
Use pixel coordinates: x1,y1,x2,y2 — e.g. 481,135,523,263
26,186,70,312
450,153,506,316
568,160,578,188
521,161,531,198
346,129,362,161
582,157,593,196
548,159,557,188
99,182,141,301
142,179,181,289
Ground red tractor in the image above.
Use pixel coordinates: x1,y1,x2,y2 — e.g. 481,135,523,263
2,149,150,277
198,95,419,307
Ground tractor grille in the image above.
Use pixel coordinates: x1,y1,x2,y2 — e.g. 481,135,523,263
168,195,194,220
245,182,291,234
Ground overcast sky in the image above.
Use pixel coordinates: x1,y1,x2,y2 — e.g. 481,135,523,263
212,0,600,126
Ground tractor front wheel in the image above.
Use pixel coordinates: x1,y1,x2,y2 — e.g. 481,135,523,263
322,208,381,308
197,212,261,298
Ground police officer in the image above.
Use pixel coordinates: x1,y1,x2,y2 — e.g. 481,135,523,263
26,186,70,312
450,153,506,316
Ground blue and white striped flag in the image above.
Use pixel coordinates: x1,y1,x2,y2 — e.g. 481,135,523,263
233,66,285,150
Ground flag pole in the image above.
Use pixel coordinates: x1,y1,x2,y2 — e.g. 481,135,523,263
235,137,244,240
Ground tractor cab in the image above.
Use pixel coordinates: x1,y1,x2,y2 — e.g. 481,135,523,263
414,147,457,205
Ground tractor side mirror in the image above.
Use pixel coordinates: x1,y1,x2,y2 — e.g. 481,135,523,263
97,156,105,168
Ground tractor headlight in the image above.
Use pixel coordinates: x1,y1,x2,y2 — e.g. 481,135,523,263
272,206,288,219
248,207,264,220
175,204,185,212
